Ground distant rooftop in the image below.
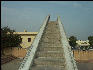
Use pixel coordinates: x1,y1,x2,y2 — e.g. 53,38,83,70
13,32,38,35
14,29,38,35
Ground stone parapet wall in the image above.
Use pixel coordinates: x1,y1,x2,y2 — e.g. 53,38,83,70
3,48,93,62
73,50,93,62
3,47,27,58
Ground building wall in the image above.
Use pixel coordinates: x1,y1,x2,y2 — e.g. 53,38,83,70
20,35,36,48
13,31,38,48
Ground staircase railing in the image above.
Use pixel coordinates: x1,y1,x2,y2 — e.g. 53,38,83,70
18,15,50,70
57,16,78,70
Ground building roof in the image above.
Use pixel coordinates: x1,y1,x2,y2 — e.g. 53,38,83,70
76,40,90,46
13,32,38,35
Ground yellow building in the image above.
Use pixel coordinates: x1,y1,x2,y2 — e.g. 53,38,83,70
76,40,90,46
76,40,90,50
13,30,38,48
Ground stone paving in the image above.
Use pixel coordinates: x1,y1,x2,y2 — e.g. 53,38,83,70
77,62,93,70
1,58,93,70
1,58,23,70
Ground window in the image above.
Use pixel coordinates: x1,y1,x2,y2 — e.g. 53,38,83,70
21,38,22,41
21,38,23,43
28,38,31,42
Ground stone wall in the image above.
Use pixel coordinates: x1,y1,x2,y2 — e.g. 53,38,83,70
3,48,93,61
73,50,93,62
3,47,27,58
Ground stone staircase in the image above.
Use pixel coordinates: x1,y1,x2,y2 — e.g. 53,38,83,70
30,21,66,70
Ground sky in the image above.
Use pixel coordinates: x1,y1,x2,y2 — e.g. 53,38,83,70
1,1,93,40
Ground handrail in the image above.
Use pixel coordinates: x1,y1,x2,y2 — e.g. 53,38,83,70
57,16,78,70
18,15,50,70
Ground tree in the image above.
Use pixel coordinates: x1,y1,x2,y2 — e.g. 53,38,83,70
1,26,22,55
88,36,93,48
69,36,77,49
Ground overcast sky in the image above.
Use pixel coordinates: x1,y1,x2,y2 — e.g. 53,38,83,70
1,1,93,40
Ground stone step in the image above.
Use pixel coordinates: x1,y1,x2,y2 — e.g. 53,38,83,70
38,47,63,51
45,29,59,31
39,43,62,47
46,26,59,28
43,34,60,37
43,33,60,36
45,24,57,27
46,28,59,30
44,29,58,31
41,37,61,40
43,37,61,40
37,56,65,60
34,57,65,66
39,41,61,45
46,25,58,27
41,38,61,43
45,31,60,34
42,35,60,39
39,42,61,46
47,23,58,26
30,65,65,70
44,32,59,36
43,32,59,35
47,22,57,24
36,51,64,57
38,45,62,48
47,25,58,27
46,26,58,29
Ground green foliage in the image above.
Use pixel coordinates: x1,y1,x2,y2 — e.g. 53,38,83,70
80,46,90,51
1,26,22,48
88,36,93,47
69,36,77,49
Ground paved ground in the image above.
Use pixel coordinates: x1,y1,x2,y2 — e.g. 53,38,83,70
1,58,93,70
1,58,23,70
77,62,93,70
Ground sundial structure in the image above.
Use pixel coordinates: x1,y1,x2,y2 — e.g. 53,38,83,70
18,15,78,70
